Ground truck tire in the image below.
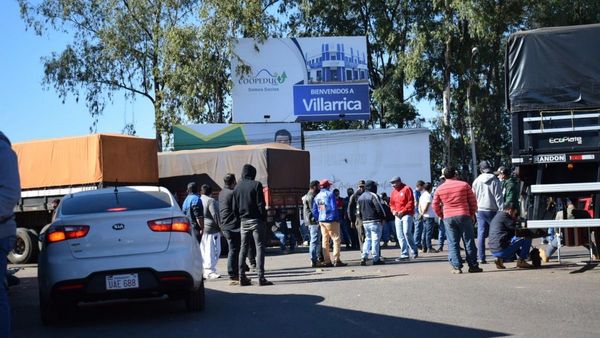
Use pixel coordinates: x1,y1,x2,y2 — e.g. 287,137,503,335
7,228,39,264
185,280,205,312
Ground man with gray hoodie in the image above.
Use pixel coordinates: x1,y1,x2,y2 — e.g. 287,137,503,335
472,160,504,264
0,131,20,338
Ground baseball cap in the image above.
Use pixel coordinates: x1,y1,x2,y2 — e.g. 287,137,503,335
389,176,401,183
319,179,332,188
495,166,510,176
357,180,366,187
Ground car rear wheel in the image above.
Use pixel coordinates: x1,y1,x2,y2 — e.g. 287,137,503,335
8,228,39,264
185,280,205,312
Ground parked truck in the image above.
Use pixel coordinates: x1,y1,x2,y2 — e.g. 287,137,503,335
507,24,600,255
10,134,159,264
157,143,310,241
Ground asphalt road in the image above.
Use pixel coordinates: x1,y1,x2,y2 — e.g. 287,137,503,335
8,245,600,338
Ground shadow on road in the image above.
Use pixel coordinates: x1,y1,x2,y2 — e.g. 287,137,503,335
11,276,508,338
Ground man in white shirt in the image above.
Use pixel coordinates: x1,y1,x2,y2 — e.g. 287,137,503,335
418,182,438,253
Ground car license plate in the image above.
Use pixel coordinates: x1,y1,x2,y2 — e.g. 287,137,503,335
105,273,139,290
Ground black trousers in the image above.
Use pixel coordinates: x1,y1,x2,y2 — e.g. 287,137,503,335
222,229,241,279
239,220,266,279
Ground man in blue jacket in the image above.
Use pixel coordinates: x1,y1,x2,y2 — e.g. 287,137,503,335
1,131,20,338
312,179,347,267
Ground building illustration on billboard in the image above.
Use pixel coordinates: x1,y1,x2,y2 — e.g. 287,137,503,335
306,43,368,84
232,37,370,123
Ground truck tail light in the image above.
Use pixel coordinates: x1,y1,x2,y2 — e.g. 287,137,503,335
147,217,191,233
569,154,595,161
47,226,90,243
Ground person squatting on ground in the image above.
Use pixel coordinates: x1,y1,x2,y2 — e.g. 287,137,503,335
272,211,296,253
472,160,504,264
358,181,387,266
200,184,222,280
0,131,20,338
418,182,438,253
390,176,419,261
413,180,425,251
347,181,366,250
312,179,347,267
488,203,533,269
303,180,322,267
433,167,482,274
233,164,273,286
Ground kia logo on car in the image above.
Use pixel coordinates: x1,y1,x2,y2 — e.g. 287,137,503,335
112,223,125,231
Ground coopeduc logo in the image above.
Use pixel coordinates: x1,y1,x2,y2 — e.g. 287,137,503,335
239,69,287,86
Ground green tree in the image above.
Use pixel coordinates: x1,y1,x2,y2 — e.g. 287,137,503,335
18,0,277,150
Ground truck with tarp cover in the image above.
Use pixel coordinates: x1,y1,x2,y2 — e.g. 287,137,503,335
506,24,600,256
158,143,310,242
10,134,159,264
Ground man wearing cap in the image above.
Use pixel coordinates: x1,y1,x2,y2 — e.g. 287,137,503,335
389,176,419,260
472,160,504,264
358,180,387,265
432,167,482,274
312,179,347,267
497,166,520,211
182,182,204,243
347,180,366,250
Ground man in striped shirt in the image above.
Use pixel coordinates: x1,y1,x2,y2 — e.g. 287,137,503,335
432,167,483,274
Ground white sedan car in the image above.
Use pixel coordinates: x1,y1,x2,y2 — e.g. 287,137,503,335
38,186,204,325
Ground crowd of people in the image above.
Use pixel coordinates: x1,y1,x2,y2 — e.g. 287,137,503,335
178,159,547,286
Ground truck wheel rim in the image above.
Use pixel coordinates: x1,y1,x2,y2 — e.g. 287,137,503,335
12,237,26,256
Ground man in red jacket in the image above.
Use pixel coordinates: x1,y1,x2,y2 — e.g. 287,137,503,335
389,176,418,260
432,167,482,274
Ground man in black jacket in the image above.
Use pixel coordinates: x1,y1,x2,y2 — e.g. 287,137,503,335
233,164,273,286
358,181,387,265
219,173,242,283
347,180,366,250
489,203,533,269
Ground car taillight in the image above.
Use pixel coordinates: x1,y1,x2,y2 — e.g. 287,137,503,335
47,226,90,243
147,217,191,233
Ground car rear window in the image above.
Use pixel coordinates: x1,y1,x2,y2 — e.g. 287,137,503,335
61,191,173,215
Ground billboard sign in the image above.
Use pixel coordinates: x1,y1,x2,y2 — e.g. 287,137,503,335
173,123,301,150
232,37,369,123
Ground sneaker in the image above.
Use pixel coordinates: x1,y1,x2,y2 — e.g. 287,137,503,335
334,260,348,267
494,258,506,269
394,256,409,262
516,258,533,269
451,267,463,274
360,259,367,266
468,266,483,273
207,272,221,280
239,277,252,286
373,259,386,265
259,278,273,286
539,249,549,263
229,280,240,286
480,260,488,264
323,262,334,267
429,248,439,253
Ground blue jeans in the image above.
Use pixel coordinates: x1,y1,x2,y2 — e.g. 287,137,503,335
438,219,446,250
422,217,435,250
274,229,295,252
492,237,532,260
381,220,395,242
299,223,310,242
340,219,351,246
444,216,478,269
362,221,382,262
414,216,424,249
395,215,418,258
308,224,321,263
1,236,16,338
476,210,497,262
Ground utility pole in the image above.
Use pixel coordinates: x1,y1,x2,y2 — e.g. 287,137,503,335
468,47,479,181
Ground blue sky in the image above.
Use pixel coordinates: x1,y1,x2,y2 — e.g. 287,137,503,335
0,1,436,144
